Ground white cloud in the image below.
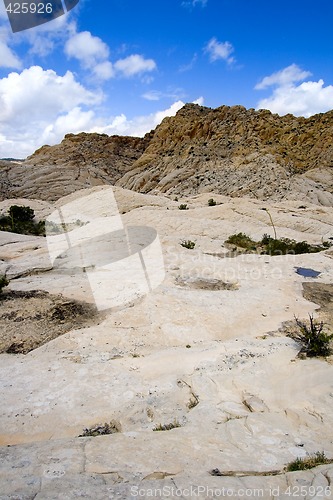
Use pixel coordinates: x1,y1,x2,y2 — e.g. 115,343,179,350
92,61,115,80
41,107,96,145
0,66,102,157
114,54,157,77
65,32,156,81
65,30,110,68
193,96,204,106
90,98,204,137
256,78,333,117
0,39,21,69
88,101,186,137
0,63,203,158
255,64,333,117
205,37,235,64
255,64,312,90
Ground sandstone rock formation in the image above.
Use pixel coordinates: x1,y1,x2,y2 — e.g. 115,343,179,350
117,104,333,204
1,186,333,497
0,132,151,202
1,104,333,205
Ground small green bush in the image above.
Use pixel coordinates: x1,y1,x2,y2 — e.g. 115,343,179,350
178,204,189,210
286,452,330,471
225,233,329,256
225,233,257,251
9,205,35,223
289,315,333,357
208,198,217,206
180,240,195,249
0,275,9,294
0,206,45,236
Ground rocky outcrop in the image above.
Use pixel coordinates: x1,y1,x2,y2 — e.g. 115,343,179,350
1,104,333,204
117,104,333,204
0,132,152,202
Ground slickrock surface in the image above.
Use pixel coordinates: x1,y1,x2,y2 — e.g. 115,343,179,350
2,104,333,204
0,186,333,497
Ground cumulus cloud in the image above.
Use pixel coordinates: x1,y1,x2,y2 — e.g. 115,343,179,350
65,30,110,67
255,64,312,90
0,65,201,158
0,66,101,157
255,64,333,117
205,37,235,64
90,100,189,137
256,79,333,117
65,31,156,81
114,54,157,77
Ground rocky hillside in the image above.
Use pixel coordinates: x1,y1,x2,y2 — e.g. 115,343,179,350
1,104,333,204
117,104,333,205
0,132,151,202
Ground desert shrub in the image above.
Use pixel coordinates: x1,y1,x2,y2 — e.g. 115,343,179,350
9,205,35,222
225,233,329,256
286,452,330,471
78,421,121,437
225,233,257,251
178,204,189,210
153,420,181,431
0,206,45,236
180,240,195,249
208,198,217,206
289,315,333,357
0,275,9,294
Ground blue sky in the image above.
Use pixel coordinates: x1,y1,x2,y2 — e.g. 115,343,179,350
1,0,333,157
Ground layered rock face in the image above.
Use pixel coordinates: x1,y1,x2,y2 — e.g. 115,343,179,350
1,104,333,204
117,104,333,204
0,132,151,202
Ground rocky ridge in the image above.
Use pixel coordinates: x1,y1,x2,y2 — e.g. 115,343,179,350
1,104,333,204
0,132,150,202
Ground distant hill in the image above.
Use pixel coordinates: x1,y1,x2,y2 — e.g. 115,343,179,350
1,104,333,205
0,158,24,162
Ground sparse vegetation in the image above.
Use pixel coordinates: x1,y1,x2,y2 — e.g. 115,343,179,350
208,198,217,206
188,394,199,409
286,452,330,471
78,421,121,437
289,314,333,357
178,204,189,210
226,232,257,250
225,233,330,256
153,419,181,431
0,205,45,236
180,240,195,249
0,275,9,294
